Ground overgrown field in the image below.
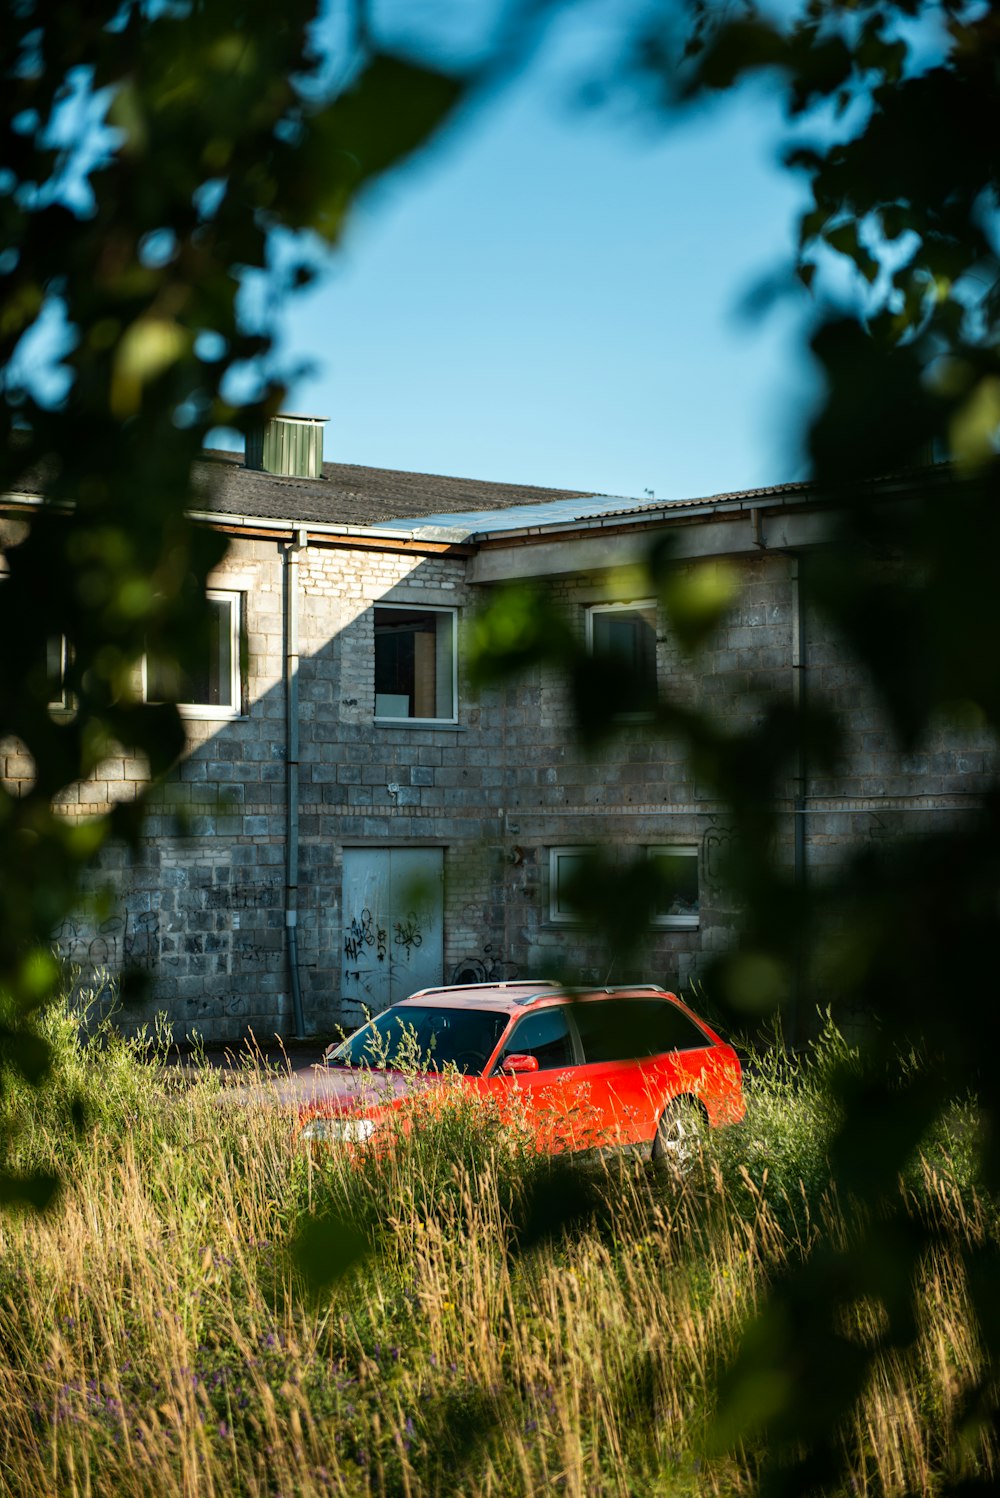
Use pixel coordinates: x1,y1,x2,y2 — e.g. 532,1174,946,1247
0,1000,992,1497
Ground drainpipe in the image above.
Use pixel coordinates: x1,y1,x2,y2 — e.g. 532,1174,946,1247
285,527,307,1039
790,554,808,1049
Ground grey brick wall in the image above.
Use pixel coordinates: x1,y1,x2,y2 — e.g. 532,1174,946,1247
8,531,995,1042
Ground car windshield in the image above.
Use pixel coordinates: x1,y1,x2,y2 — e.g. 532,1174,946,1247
327,1004,510,1075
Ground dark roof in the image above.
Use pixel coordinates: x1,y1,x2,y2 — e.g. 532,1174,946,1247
192,450,602,527
8,439,944,538
6,440,804,532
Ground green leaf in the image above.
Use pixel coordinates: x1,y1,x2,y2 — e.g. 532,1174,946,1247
17,948,60,1007
290,1208,368,1298
468,584,575,682
292,53,466,240
949,375,1000,472
0,1028,51,1084
824,220,880,282
659,559,739,651
693,19,787,92
110,318,191,419
0,1170,59,1212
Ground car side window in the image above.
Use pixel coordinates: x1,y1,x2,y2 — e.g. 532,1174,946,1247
637,999,711,1054
499,1007,574,1070
573,998,709,1063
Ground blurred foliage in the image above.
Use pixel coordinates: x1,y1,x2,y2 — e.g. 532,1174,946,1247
469,0,1000,1491
0,1,474,1191
3,0,1000,1489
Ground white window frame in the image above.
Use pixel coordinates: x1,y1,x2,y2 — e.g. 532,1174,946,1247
47,634,71,712
143,588,243,720
548,845,590,925
0,572,72,713
646,844,700,930
374,603,458,725
548,843,700,929
585,600,658,716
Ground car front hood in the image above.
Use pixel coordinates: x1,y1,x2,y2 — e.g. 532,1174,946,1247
224,1063,445,1115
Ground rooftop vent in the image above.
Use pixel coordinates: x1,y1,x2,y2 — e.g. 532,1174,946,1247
245,414,328,479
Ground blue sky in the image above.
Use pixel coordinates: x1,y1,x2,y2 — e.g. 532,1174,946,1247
261,10,820,501
8,3,823,505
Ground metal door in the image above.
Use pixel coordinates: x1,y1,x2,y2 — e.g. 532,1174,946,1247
341,847,444,1012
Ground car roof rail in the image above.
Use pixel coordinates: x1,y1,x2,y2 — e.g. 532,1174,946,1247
606,983,667,993
560,983,667,996
406,980,560,1000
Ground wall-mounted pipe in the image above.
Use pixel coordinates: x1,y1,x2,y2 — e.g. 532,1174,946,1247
790,554,809,1049
285,526,307,1039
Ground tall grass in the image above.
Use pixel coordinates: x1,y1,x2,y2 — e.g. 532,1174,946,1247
0,996,992,1496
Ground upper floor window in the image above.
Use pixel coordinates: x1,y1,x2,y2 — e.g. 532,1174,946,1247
549,846,588,924
648,844,700,929
144,589,242,719
549,843,700,929
47,635,71,712
586,602,657,715
374,605,457,723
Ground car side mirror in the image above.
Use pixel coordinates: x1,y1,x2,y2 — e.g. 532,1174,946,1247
501,1053,539,1075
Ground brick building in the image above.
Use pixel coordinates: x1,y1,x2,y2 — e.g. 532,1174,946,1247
2,420,994,1041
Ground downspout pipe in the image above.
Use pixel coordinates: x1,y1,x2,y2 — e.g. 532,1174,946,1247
790,554,809,1049
285,527,307,1039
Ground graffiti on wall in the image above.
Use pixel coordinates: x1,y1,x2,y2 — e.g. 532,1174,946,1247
53,874,291,978
701,821,736,901
866,811,890,845
449,944,518,986
344,909,388,965
206,877,281,911
232,935,283,970
393,912,423,957
53,908,162,973
343,966,376,998
228,879,281,910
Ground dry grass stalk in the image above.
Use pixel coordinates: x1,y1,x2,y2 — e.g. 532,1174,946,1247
0,1010,991,1496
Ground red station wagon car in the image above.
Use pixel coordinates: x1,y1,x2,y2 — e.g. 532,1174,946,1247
295,982,745,1164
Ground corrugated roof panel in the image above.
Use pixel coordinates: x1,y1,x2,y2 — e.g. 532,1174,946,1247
376,491,665,535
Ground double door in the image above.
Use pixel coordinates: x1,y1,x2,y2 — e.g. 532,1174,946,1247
341,847,443,1012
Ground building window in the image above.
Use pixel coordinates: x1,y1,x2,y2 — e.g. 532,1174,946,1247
47,635,71,711
374,605,457,723
549,844,700,929
586,602,657,714
144,589,242,718
647,844,700,929
549,846,589,924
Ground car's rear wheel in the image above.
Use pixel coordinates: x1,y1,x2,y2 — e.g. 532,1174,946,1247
651,1098,706,1175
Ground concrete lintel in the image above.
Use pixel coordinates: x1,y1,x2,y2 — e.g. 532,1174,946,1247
467,509,837,583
